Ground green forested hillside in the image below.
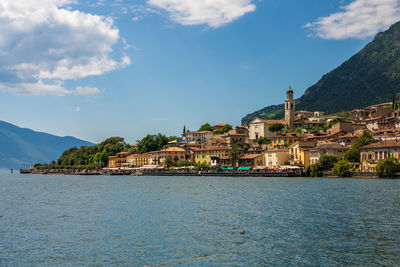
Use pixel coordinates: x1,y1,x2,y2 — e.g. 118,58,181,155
242,21,400,125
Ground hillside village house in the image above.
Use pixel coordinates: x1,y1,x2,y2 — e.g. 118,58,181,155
211,123,228,131
221,133,247,146
192,146,231,165
359,140,400,172
265,149,290,168
289,141,316,168
271,133,304,149
238,154,265,167
148,147,186,165
309,143,348,165
185,131,214,142
249,118,286,140
338,130,363,147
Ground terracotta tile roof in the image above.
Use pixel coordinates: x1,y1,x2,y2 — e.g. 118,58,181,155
240,154,262,160
313,143,347,149
266,149,289,153
360,140,400,149
251,117,285,125
364,116,381,122
191,146,231,152
161,147,186,152
116,152,132,156
212,123,227,128
186,130,213,134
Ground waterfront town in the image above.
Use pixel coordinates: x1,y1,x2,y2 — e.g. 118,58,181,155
104,87,400,177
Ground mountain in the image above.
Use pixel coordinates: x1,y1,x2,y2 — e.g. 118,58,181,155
242,21,400,125
0,120,93,169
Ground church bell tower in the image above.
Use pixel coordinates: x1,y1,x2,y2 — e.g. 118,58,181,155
285,86,295,129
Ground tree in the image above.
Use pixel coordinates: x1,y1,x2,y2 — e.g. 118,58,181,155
183,125,186,135
256,137,271,145
195,162,210,169
199,123,212,132
176,160,191,167
56,137,129,167
229,143,243,167
375,157,400,178
343,130,375,163
136,134,169,154
268,123,285,133
164,157,175,168
214,124,233,135
308,163,322,177
353,130,375,149
343,147,360,163
318,154,339,171
333,160,352,177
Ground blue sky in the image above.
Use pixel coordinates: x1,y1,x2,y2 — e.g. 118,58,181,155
1,0,400,143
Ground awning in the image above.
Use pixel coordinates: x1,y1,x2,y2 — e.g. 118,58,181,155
238,166,252,170
221,166,234,170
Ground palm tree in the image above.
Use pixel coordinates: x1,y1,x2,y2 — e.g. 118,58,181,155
229,143,243,168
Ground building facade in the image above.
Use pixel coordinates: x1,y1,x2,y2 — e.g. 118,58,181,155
249,118,286,140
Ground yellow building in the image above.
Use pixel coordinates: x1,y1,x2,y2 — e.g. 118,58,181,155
191,146,231,164
271,133,303,149
127,153,150,167
289,141,316,168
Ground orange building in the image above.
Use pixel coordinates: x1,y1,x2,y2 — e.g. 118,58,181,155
107,152,132,168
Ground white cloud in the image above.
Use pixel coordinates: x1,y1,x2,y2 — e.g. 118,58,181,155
147,0,256,28
305,0,400,39
75,106,80,112
0,80,101,96
73,86,101,96
0,0,130,96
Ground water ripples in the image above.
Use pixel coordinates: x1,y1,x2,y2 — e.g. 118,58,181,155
1,174,400,265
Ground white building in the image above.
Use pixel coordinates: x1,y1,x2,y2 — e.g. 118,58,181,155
185,131,214,142
248,118,286,140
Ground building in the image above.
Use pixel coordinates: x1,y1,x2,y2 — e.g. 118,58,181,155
249,117,286,140
148,147,186,165
220,133,247,146
107,152,131,168
289,141,316,168
192,146,231,165
365,117,381,132
127,153,150,167
285,86,295,129
238,154,265,167
185,131,214,142
338,130,363,147
309,143,349,165
211,123,228,131
265,149,290,168
360,140,400,172
271,133,304,149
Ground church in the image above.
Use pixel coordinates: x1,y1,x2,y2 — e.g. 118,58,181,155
248,86,295,141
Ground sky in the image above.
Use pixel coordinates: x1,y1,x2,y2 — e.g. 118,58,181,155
1,0,400,144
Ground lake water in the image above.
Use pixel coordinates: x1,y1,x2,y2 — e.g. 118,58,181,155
1,173,400,266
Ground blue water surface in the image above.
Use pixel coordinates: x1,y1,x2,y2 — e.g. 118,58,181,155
1,173,400,266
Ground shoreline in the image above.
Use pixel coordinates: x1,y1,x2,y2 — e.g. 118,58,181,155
18,169,380,179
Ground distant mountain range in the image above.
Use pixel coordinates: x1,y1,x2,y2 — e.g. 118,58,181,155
242,20,400,125
0,120,93,169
